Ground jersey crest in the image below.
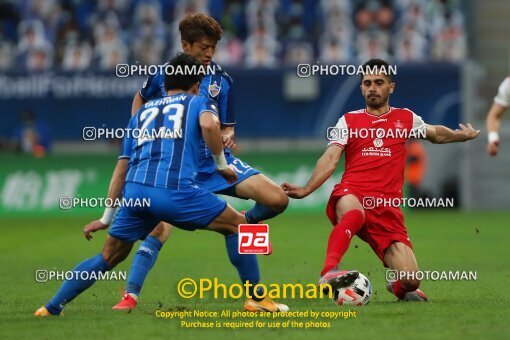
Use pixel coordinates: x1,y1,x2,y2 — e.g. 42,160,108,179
208,80,221,98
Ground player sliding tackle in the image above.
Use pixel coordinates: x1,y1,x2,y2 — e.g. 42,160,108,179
34,53,288,316
83,14,288,311
282,59,479,302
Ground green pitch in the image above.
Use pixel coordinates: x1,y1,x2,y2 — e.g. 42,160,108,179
1,211,508,339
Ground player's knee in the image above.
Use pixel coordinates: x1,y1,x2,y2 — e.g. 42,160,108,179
268,188,289,213
350,208,365,222
149,222,171,243
336,208,365,226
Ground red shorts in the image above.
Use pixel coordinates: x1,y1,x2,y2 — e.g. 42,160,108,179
326,183,413,266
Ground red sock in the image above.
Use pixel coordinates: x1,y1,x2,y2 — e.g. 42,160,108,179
391,280,408,299
321,209,364,276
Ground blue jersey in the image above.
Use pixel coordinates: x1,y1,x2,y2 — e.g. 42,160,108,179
138,60,234,173
119,93,218,189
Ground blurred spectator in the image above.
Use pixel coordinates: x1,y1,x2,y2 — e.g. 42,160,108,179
11,110,51,157
396,1,428,35
323,7,353,43
89,0,130,30
356,31,391,62
131,1,166,65
17,19,53,68
26,46,53,71
245,42,277,68
393,22,427,62
213,34,244,66
319,38,351,63
244,25,280,63
354,0,395,31
21,0,62,43
99,46,128,70
2,0,467,70
0,41,14,70
93,13,128,69
246,0,278,33
218,0,247,40
284,42,314,65
431,22,466,62
62,41,92,71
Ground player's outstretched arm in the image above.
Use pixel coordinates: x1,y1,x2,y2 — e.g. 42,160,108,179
486,103,506,156
83,159,129,240
282,144,343,199
200,112,238,183
425,123,480,144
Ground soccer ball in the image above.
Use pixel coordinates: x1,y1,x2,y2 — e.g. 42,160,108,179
332,273,372,306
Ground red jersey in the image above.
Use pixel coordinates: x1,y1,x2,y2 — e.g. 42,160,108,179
329,107,426,196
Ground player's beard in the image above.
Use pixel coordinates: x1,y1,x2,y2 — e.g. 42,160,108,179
365,93,389,109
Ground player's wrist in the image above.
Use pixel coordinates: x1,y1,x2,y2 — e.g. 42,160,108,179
488,131,499,144
303,185,313,196
213,152,229,171
99,207,116,225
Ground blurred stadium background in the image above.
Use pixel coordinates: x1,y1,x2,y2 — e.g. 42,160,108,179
0,0,509,219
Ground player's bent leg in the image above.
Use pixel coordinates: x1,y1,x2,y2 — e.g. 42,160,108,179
321,195,365,276
148,221,173,243
234,174,289,224
36,236,133,316
384,242,428,301
334,194,365,222
204,205,288,312
205,203,246,235
102,235,134,268
114,224,171,310
115,222,171,307
318,194,365,293
384,242,420,290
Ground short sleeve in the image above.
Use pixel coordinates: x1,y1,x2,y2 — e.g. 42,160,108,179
494,77,510,107
118,119,134,159
198,97,219,117
200,73,235,126
218,79,235,125
139,72,163,100
411,112,426,130
328,115,348,147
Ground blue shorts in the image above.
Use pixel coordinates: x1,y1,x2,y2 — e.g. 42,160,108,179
195,157,260,194
109,182,227,243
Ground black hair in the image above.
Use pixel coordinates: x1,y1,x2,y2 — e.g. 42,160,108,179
360,58,393,82
164,53,205,91
179,13,223,44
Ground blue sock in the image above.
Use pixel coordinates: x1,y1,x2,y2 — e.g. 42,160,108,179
245,203,279,224
225,234,263,300
125,236,163,296
46,253,110,315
